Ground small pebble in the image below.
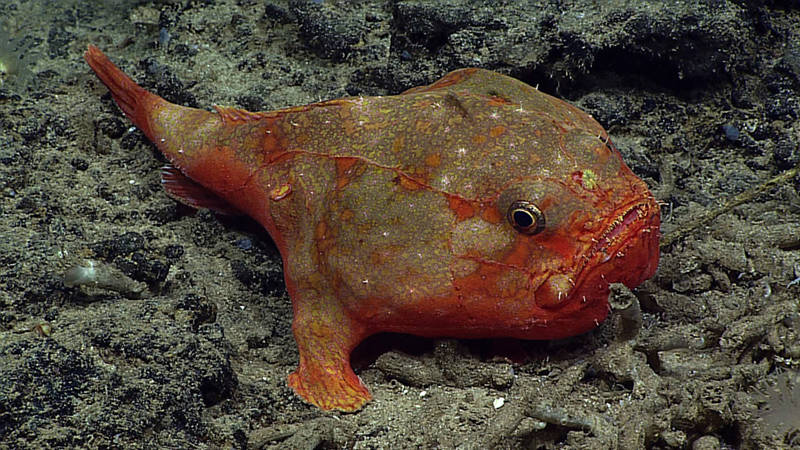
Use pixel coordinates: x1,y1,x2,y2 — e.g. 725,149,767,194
159,28,171,47
34,323,52,337
236,238,253,250
692,434,720,450
493,397,505,409
721,124,739,141
662,429,687,447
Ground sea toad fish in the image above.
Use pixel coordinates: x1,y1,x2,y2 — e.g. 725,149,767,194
84,45,660,411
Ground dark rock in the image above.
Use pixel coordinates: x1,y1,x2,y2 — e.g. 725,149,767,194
774,137,800,170
140,58,198,108
578,92,637,128
70,158,89,171
230,259,284,295
91,232,146,260
0,338,99,444
114,252,169,285
164,244,185,260
175,294,218,331
95,116,126,139
289,0,365,61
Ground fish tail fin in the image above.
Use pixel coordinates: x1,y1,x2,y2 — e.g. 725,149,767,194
84,45,163,142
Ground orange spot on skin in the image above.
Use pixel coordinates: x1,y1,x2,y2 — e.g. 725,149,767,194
337,158,357,172
370,244,405,266
336,158,359,189
395,166,430,191
448,196,475,221
340,208,354,221
314,220,327,240
488,96,512,106
415,120,432,133
337,102,357,136
472,134,487,145
295,133,309,145
490,125,506,138
314,220,335,256
397,175,424,191
480,204,503,224
391,135,405,153
424,152,442,168
539,197,556,211
502,234,537,267
262,131,281,154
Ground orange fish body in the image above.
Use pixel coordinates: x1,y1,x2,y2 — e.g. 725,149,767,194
84,45,660,411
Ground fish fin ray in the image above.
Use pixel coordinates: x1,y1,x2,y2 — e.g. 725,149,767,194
160,165,242,215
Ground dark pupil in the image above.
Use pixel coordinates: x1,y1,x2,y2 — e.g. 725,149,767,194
513,209,533,228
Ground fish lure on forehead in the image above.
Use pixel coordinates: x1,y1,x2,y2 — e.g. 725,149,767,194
84,45,660,411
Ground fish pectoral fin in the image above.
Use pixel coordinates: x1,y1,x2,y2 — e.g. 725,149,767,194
160,165,243,215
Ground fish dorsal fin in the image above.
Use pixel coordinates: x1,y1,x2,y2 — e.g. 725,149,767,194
160,165,242,215
401,68,479,95
213,105,277,124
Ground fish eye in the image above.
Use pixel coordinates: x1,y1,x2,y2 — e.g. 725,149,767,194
507,200,545,235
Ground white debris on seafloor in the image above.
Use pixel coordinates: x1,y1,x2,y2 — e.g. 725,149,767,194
493,397,505,409
64,259,149,299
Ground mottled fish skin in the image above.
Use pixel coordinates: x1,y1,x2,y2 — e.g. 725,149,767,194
85,46,660,411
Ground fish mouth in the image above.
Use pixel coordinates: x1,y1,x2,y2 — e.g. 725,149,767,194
577,197,661,289
593,200,657,260
532,197,660,311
